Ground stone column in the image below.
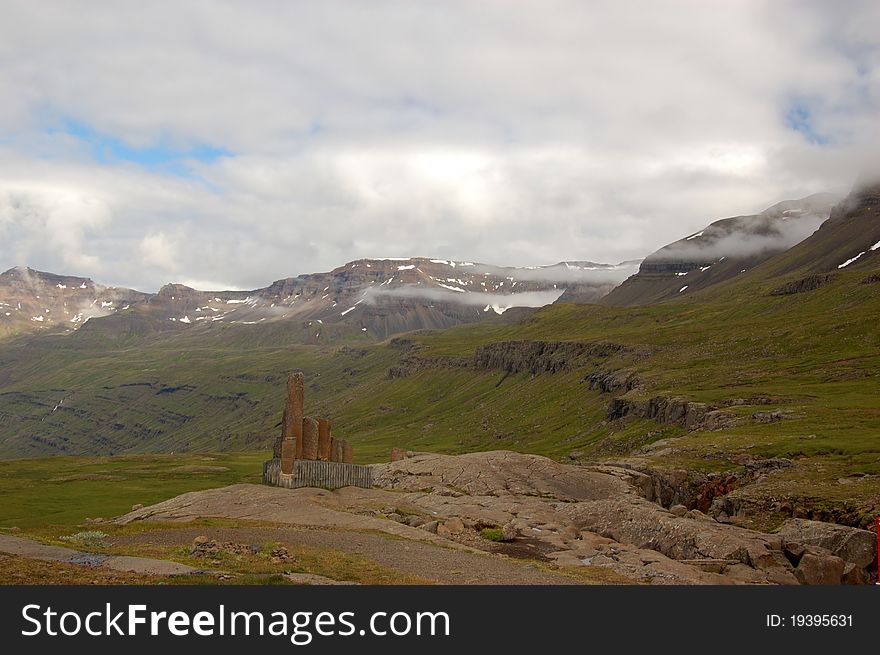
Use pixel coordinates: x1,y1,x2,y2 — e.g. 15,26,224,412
284,373,304,441
273,407,286,459
317,419,332,461
331,438,343,463
280,437,296,474
302,417,319,460
342,440,353,464
281,372,305,474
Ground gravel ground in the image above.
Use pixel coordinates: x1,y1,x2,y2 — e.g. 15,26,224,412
112,525,581,585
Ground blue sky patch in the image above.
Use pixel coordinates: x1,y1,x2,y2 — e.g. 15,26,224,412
52,119,230,175
784,102,830,146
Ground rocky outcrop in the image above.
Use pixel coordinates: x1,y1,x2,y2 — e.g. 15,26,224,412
752,410,792,423
119,451,872,585
777,518,876,583
598,458,792,514
770,273,836,295
374,450,629,502
783,545,847,585
472,340,630,375
388,339,632,379
385,339,471,378
562,496,799,584
584,369,641,393
861,272,880,284
607,395,737,431
373,452,868,584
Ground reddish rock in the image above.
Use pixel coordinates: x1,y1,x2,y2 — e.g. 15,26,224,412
302,417,319,460
281,438,296,474
285,373,304,441
794,551,845,585
317,419,332,461
273,407,287,458
779,518,877,570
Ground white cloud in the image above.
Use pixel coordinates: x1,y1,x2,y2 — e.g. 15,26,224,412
0,183,111,272
0,1,878,290
138,232,180,273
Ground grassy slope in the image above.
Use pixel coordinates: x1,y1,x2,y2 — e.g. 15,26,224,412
0,260,878,522
410,265,880,467
0,452,265,528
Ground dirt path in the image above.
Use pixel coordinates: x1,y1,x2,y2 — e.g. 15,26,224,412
113,525,581,585
0,533,201,576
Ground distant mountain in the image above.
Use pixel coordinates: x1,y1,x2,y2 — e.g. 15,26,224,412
0,267,150,339
0,257,637,341
746,183,880,279
602,193,840,306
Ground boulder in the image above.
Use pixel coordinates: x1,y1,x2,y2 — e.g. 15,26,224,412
842,562,871,585
437,517,465,537
419,520,439,534
562,495,800,584
794,551,845,585
778,518,876,569
501,522,518,542
560,526,581,542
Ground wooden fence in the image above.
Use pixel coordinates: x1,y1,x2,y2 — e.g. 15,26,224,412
263,457,372,490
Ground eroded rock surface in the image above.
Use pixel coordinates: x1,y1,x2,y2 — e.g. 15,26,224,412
118,451,875,585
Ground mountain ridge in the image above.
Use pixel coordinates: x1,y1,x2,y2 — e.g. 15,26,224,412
602,192,841,306
0,257,638,341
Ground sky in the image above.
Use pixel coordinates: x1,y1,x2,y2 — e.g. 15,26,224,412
1,0,879,292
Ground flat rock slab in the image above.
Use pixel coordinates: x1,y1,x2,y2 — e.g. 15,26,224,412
0,534,83,561
102,555,201,576
373,450,634,501
0,534,201,576
117,483,480,552
283,572,359,585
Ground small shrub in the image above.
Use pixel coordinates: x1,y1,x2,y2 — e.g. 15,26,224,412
59,531,108,548
480,527,504,542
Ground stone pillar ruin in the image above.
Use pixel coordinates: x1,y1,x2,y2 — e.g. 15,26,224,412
285,373,304,440
265,371,369,489
273,409,285,459
280,437,296,475
317,419,332,461
302,417,319,461
280,372,304,474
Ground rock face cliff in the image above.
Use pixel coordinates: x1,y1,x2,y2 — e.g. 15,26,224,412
602,193,839,306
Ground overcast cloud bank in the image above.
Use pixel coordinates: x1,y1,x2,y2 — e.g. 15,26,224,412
1,1,879,290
